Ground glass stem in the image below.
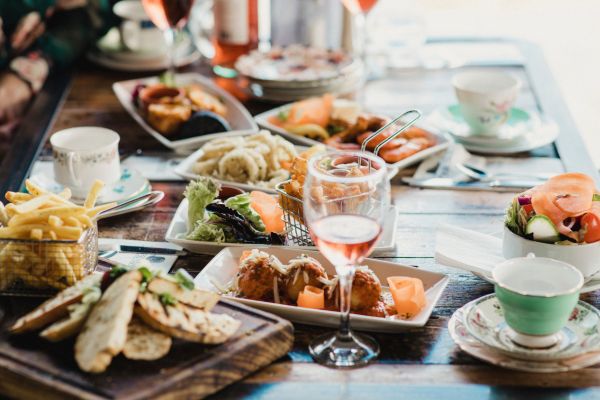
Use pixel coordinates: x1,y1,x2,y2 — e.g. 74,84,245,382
355,12,367,67
163,28,177,80
337,265,355,340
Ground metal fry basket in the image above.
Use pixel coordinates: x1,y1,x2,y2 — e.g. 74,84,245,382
0,226,98,297
276,181,313,246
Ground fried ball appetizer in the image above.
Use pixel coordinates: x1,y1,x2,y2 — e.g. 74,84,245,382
284,255,328,302
236,249,287,301
353,300,387,318
351,267,382,310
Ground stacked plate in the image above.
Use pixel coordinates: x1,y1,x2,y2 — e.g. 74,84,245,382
235,45,365,102
449,294,600,372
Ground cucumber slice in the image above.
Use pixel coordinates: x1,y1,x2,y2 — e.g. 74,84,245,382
525,215,560,243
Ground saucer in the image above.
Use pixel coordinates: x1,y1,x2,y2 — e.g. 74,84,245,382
449,303,600,373
29,167,150,205
463,294,600,361
428,106,559,154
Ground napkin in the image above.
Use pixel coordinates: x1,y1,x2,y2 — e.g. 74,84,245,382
435,224,505,277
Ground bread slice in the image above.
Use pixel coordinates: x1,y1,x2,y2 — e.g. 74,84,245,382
123,317,172,361
135,291,241,344
75,271,141,373
10,273,102,334
40,314,86,342
147,277,219,311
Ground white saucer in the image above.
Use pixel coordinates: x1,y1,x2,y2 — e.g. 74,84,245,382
29,167,150,205
449,301,600,373
428,105,559,154
464,294,600,361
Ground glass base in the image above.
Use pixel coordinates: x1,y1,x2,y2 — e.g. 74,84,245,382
309,331,379,369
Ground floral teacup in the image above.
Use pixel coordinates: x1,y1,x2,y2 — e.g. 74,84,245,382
452,70,521,136
50,127,121,199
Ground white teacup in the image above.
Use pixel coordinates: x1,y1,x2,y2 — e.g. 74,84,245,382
452,70,521,136
50,127,121,198
113,0,162,53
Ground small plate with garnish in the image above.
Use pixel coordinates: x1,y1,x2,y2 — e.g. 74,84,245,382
194,246,449,333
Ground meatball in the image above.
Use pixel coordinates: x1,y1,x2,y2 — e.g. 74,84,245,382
236,250,287,301
284,255,328,302
353,301,387,318
350,268,381,310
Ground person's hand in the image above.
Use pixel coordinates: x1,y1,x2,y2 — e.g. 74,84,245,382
11,12,46,53
0,72,33,135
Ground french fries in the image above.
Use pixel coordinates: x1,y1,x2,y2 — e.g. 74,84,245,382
0,179,116,292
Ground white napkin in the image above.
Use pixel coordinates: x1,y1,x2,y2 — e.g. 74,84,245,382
435,224,505,277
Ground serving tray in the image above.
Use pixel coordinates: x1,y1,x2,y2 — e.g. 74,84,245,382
0,298,293,400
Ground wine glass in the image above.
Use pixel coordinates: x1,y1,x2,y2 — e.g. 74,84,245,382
340,0,378,66
303,150,390,368
141,0,195,81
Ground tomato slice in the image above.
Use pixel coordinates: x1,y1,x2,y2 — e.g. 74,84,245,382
582,212,600,243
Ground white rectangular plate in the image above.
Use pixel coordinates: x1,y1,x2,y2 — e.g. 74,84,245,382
255,104,452,171
165,198,398,255
194,247,449,333
113,72,258,152
172,134,307,194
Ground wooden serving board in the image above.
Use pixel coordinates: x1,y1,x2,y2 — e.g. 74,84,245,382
0,297,294,400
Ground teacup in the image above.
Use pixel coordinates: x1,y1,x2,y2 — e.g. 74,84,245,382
492,254,583,348
452,70,521,136
113,0,163,53
50,127,121,198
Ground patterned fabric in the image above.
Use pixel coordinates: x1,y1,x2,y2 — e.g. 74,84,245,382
0,0,118,70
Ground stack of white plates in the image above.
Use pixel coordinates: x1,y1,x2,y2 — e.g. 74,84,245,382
235,45,365,102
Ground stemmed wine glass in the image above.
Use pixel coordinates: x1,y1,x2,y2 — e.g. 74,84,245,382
141,0,195,81
303,150,390,368
340,0,378,66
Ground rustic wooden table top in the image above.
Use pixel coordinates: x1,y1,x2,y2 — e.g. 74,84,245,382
6,40,600,399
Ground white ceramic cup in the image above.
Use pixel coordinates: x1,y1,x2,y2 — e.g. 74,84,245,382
113,0,161,52
50,127,121,198
452,70,521,136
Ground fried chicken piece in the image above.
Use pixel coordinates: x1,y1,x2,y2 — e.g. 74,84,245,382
147,103,192,136
284,255,328,302
187,84,227,116
237,250,287,301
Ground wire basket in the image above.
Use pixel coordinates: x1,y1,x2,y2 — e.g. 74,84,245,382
0,226,98,297
276,180,314,247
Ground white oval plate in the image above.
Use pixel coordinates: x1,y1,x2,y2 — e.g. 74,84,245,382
165,198,398,256
193,246,449,333
112,72,259,152
255,102,451,171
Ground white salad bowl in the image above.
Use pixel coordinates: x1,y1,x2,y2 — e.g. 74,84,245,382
502,226,600,279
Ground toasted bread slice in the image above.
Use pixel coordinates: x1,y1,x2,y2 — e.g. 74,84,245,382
135,291,240,344
75,271,141,373
147,277,219,311
10,273,102,334
123,317,172,361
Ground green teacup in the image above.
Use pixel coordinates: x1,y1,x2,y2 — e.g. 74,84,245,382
492,255,583,348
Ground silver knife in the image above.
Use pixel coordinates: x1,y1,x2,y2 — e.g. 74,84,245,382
402,177,542,191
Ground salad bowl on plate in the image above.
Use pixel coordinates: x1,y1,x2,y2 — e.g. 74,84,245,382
503,172,600,279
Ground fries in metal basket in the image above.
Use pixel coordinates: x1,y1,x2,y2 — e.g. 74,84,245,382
0,179,114,293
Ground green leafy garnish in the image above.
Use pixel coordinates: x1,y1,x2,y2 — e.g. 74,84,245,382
174,269,195,290
593,194,600,201
138,266,155,292
159,292,178,307
277,110,289,122
225,193,265,232
159,71,176,87
184,178,221,233
110,266,129,279
505,198,523,235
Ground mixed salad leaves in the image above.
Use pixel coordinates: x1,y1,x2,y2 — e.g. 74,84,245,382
183,177,285,245
505,173,600,244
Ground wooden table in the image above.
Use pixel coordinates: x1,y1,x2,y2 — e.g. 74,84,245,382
4,39,600,399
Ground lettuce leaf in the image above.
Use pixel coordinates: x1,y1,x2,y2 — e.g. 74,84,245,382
224,193,265,232
184,178,221,232
185,220,227,243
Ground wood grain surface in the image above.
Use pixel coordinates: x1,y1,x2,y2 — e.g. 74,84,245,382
2,39,600,400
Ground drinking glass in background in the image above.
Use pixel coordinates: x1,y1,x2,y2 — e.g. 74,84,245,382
303,151,390,368
141,0,195,79
340,0,378,66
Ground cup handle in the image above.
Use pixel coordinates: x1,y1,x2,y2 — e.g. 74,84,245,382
66,152,81,188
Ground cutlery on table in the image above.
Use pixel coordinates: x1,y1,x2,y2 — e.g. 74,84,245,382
455,163,555,182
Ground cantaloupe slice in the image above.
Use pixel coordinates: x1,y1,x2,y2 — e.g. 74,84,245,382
387,277,426,318
250,191,285,234
240,250,253,264
297,286,325,310
269,94,334,128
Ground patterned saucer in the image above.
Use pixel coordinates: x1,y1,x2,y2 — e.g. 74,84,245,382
29,167,150,205
463,294,600,361
449,303,600,373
